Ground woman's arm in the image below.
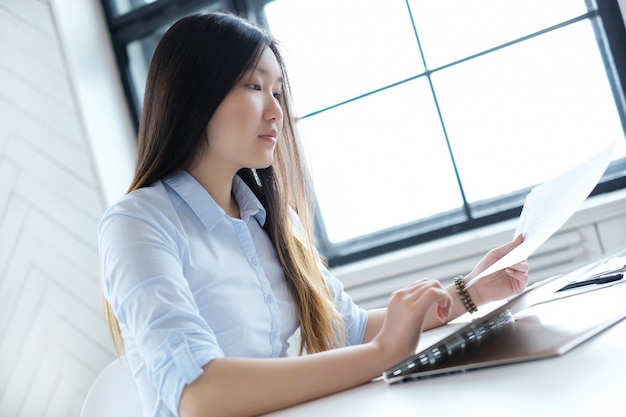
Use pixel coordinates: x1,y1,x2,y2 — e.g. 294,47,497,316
180,344,383,417
179,236,530,417
179,280,452,417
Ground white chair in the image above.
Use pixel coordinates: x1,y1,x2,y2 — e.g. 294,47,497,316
80,356,142,417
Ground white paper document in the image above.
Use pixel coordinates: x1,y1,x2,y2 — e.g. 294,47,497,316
469,143,616,283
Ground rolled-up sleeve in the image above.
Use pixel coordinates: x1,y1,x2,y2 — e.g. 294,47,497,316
319,262,368,346
99,209,224,415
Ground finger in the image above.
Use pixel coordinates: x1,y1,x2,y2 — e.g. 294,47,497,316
505,267,528,281
504,267,530,292
505,262,528,277
411,284,453,322
505,233,524,250
506,259,529,273
392,280,440,303
489,235,524,258
389,280,441,308
406,280,445,300
406,278,434,289
391,281,451,320
436,294,453,322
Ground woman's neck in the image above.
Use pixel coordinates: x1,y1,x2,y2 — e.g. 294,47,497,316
188,165,240,218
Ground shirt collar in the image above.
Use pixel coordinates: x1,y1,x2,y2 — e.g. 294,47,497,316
163,170,266,230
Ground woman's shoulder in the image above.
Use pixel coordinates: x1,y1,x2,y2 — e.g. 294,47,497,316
105,180,171,217
97,180,187,249
99,180,182,237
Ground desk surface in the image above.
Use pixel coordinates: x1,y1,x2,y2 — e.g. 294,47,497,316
265,284,626,417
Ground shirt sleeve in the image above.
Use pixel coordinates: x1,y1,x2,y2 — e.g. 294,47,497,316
99,206,224,416
319,260,369,346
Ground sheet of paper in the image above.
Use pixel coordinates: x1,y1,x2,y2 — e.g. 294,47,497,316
468,143,616,284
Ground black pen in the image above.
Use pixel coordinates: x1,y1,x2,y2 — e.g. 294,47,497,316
557,273,624,292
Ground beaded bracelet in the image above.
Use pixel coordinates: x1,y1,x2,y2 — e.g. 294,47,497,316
453,275,478,314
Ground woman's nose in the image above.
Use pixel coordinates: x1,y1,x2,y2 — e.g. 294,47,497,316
265,94,283,121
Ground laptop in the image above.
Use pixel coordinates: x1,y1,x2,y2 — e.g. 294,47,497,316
383,251,626,384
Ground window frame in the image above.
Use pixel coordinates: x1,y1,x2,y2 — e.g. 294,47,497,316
100,0,626,267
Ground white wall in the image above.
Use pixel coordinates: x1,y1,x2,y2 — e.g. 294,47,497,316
0,1,117,416
51,0,136,206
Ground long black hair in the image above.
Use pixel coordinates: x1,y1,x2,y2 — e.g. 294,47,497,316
132,13,270,186
105,12,345,355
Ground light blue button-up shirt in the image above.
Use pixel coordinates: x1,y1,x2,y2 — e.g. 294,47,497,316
98,170,368,417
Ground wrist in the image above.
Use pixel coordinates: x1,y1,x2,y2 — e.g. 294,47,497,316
464,276,483,306
367,338,401,373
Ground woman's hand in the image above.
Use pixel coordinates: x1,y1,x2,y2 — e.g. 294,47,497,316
371,279,452,365
363,235,531,340
466,234,530,305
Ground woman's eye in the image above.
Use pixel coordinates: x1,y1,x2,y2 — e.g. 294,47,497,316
273,92,283,100
247,84,261,91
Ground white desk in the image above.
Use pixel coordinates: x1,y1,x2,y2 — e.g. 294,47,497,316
265,284,626,417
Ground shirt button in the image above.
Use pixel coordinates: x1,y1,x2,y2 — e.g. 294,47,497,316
265,294,274,304
250,257,259,266
271,331,278,341
169,332,182,346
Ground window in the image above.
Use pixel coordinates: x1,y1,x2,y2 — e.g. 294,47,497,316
101,0,626,266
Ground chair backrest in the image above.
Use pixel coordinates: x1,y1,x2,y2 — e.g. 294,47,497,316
80,356,142,417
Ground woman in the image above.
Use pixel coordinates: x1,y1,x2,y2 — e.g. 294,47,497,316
99,12,529,417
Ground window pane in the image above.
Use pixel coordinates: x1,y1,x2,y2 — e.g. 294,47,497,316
262,0,626,258
264,0,424,117
298,79,462,243
107,0,157,17
127,37,155,110
408,0,590,68
432,19,626,205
